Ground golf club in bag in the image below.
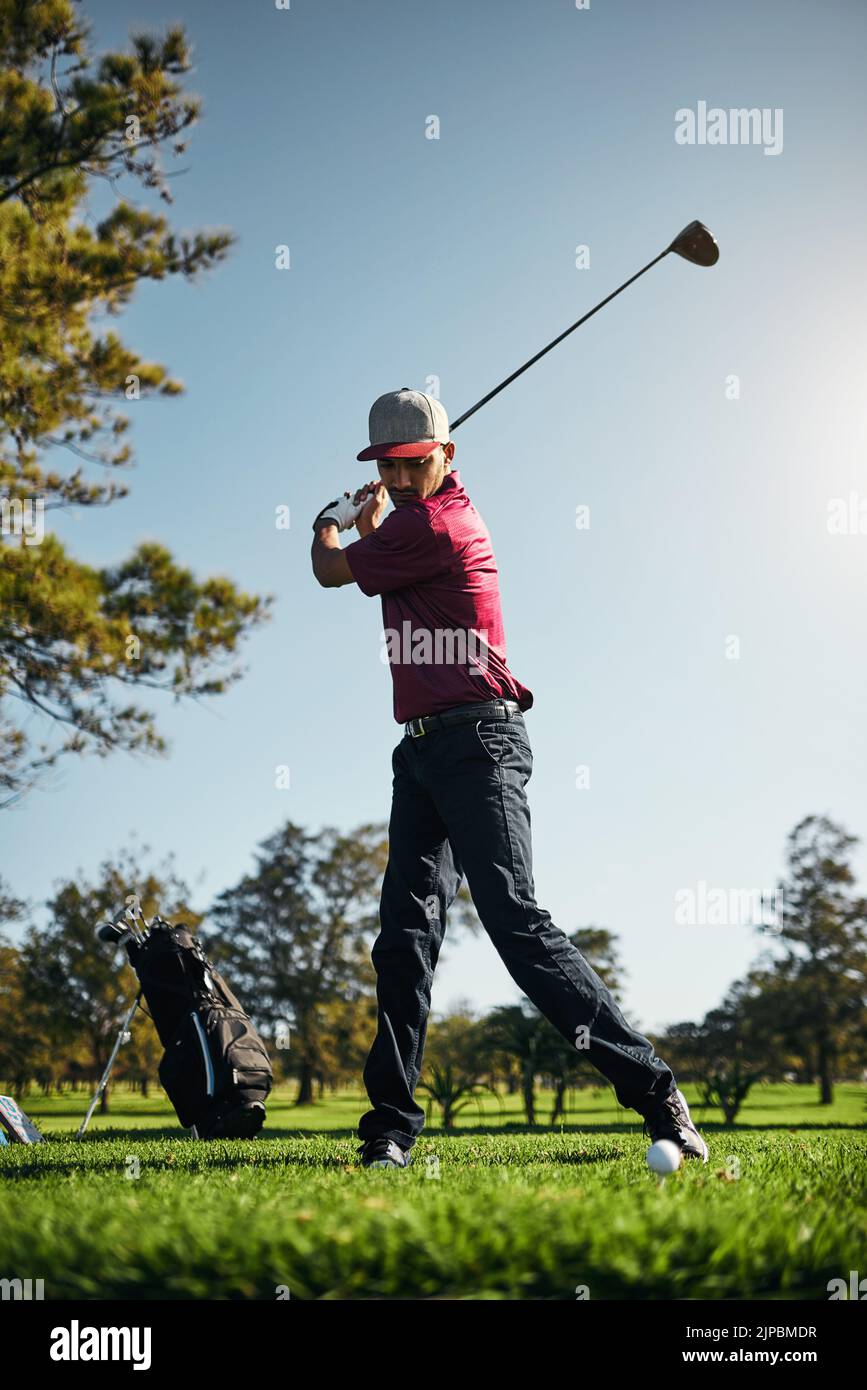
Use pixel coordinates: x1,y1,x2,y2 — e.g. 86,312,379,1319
92,905,272,1139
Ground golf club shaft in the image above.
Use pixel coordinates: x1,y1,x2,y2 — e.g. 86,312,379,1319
449,247,670,433
77,997,140,1137
125,904,145,944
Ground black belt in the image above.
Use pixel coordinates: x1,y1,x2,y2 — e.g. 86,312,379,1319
404,699,521,739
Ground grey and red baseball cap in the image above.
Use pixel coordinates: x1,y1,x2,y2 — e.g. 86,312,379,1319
357,388,450,462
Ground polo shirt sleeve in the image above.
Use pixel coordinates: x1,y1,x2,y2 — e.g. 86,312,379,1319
344,506,446,596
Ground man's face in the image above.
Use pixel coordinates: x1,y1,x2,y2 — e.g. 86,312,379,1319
376,442,455,505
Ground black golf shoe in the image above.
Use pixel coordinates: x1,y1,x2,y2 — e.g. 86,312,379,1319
358,1137,411,1170
643,1087,708,1163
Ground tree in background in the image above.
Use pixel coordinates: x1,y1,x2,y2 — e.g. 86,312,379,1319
479,929,629,1125
0,880,49,1092
20,850,197,1111
0,0,269,807
658,816,867,1118
770,815,867,1105
660,968,842,1125
0,930,36,1092
4,815,866,1115
546,927,629,1122
307,996,378,1097
568,926,627,999
0,877,26,928
419,1012,491,1130
481,1005,548,1125
208,821,387,1106
692,974,793,1123
654,1020,707,1087
120,1009,161,1098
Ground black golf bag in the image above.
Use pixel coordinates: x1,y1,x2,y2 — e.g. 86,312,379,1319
125,922,272,1139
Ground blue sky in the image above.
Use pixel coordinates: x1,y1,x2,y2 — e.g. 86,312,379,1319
3,0,867,1036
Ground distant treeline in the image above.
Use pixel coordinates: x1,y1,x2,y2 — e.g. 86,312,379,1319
1,814,865,1124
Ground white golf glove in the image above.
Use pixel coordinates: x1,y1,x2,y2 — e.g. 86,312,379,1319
313,492,365,533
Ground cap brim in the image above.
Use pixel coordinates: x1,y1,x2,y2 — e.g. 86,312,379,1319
356,438,444,462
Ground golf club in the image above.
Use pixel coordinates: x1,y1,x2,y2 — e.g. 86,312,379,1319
136,908,151,944
96,920,137,948
77,995,140,1138
125,918,144,947
97,902,148,948
449,220,719,433
123,902,148,945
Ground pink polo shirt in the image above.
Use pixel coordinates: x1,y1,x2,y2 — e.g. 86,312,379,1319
344,470,534,724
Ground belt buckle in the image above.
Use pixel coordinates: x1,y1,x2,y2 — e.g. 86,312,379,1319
408,717,426,738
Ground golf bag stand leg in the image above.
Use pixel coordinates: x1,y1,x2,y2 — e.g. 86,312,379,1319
78,994,141,1138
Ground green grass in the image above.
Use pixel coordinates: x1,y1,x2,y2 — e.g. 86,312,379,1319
1,1084,864,1300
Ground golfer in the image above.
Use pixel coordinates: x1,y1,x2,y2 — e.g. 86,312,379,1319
311,389,708,1168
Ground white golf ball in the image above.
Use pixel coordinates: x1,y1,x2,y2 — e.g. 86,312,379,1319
646,1139,683,1174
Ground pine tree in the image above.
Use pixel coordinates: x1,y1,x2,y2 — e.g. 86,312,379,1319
0,1,270,805
772,815,867,1104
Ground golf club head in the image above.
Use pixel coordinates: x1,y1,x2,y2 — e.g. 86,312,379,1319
121,902,148,941
667,220,719,266
96,920,138,951
96,921,127,944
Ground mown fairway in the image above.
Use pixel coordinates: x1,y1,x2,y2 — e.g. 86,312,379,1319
1,1085,864,1300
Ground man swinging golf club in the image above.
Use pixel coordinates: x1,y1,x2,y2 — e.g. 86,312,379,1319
311,387,708,1169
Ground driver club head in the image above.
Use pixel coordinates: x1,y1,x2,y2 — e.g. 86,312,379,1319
667,220,720,267
96,921,125,944
96,921,136,948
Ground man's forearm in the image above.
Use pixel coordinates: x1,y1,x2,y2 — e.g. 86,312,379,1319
311,522,355,588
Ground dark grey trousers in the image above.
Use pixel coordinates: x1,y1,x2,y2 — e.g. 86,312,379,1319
358,711,674,1148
